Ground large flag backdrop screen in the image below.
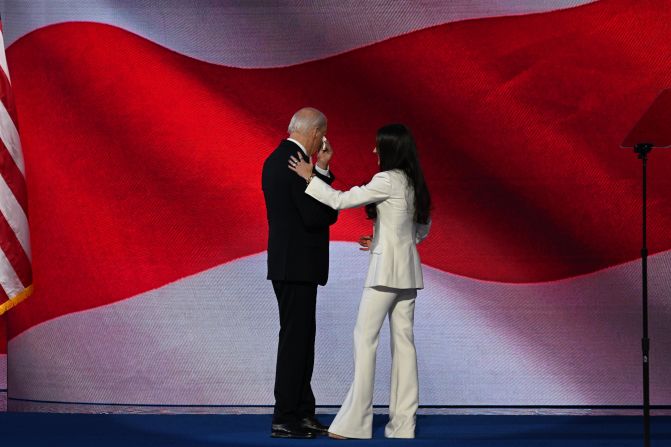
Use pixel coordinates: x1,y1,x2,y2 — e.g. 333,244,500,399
0,0,670,409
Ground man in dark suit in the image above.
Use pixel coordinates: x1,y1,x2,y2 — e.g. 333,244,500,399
262,107,338,438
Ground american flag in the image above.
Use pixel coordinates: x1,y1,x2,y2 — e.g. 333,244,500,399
0,16,31,315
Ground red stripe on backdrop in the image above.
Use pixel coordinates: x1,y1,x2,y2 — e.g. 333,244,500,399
0,139,28,215
0,67,20,130
0,212,31,288
6,0,671,338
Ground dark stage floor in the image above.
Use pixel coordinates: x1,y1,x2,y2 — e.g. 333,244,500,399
0,413,670,446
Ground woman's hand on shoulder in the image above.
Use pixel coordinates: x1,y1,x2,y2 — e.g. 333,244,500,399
288,151,314,181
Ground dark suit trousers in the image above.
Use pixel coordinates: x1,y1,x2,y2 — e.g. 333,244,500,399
272,280,318,424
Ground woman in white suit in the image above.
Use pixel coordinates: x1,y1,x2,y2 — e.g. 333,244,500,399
288,124,431,439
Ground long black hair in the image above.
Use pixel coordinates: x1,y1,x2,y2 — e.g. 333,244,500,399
365,124,431,224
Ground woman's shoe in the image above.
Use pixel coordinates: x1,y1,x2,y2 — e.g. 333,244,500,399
328,432,349,440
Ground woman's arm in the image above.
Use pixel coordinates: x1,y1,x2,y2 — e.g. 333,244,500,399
305,172,392,210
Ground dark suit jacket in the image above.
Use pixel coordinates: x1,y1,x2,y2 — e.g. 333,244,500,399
262,139,338,286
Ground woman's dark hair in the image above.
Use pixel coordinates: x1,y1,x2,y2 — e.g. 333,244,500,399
365,124,431,224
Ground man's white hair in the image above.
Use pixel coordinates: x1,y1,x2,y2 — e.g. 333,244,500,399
287,107,326,134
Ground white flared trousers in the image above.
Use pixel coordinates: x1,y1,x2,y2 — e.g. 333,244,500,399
329,286,418,439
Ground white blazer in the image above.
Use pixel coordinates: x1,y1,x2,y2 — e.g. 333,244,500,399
305,169,430,289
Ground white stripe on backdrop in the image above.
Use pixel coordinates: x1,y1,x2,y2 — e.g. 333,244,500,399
7,243,671,407
0,0,597,67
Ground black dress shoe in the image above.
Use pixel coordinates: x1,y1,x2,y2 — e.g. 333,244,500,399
271,422,315,439
300,416,329,435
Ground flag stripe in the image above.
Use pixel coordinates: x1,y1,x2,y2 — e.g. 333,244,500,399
0,173,30,261
0,67,19,129
0,28,10,83
0,209,31,290
0,103,24,175
0,235,28,297
0,139,28,215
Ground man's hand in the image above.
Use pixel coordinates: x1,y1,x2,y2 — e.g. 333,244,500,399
358,235,373,251
316,137,333,170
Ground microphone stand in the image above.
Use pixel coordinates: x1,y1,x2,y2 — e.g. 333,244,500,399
634,142,653,447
